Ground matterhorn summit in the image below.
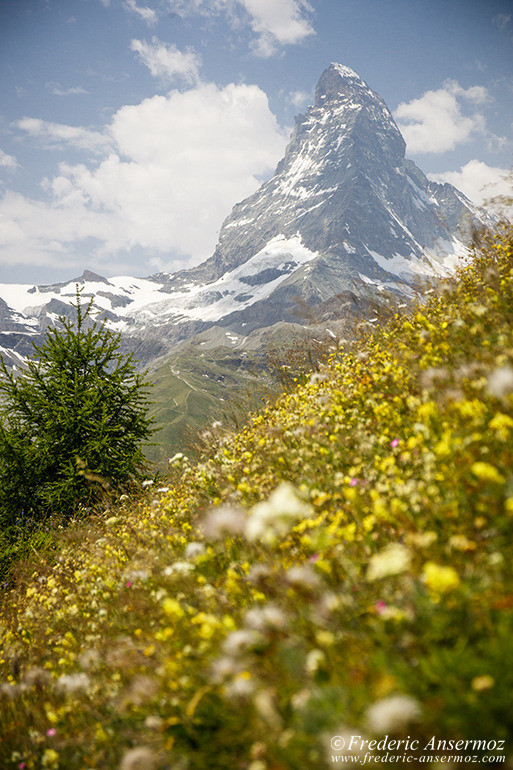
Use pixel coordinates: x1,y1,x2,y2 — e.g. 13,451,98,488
144,62,486,332
0,64,488,365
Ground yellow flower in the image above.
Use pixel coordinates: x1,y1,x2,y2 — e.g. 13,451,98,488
471,675,494,692
449,535,476,552
417,401,438,422
154,627,174,641
42,748,60,769
340,523,356,542
489,412,513,440
162,598,185,621
422,562,460,595
471,462,505,484
434,435,451,457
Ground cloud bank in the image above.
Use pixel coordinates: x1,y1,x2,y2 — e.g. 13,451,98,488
130,38,202,84
394,80,489,154
429,160,511,211
164,0,315,57
0,77,289,274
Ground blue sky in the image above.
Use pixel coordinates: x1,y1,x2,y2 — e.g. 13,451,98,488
0,0,512,283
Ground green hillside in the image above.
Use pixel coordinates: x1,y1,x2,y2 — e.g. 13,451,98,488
146,323,338,465
1,224,513,769
146,341,269,465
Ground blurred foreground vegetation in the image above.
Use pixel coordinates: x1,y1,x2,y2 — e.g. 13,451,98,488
1,224,513,768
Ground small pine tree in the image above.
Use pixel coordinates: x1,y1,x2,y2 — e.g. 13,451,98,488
0,289,155,530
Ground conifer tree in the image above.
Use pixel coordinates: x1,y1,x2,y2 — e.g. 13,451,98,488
0,289,154,529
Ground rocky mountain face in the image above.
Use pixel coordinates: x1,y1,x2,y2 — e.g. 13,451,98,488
0,63,488,370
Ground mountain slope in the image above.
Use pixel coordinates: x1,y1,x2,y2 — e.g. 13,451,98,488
1,224,512,769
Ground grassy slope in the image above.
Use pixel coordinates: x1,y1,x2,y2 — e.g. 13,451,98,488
146,342,271,465
145,323,339,465
1,225,513,769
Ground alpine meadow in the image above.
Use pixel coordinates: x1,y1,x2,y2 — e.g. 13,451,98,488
1,222,513,767
1,2,513,767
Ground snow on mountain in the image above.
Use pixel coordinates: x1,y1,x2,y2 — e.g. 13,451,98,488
131,235,318,327
0,274,167,327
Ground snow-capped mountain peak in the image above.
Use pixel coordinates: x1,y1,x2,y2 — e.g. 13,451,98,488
0,64,491,368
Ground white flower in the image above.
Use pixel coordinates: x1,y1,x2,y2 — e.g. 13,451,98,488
141,479,154,488
56,672,90,694
309,371,329,386
124,569,150,583
244,604,287,632
366,543,412,581
202,505,246,540
224,672,255,699
211,656,240,683
126,676,158,705
119,746,157,770
144,715,163,730
168,452,186,464
291,689,311,710
23,667,51,688
247,563,271,583
286,565,321,590
163,561,194,577
78,648,100,670
185,541,206,560
245,482,312,545
365,695,422,734
487,365,513,399
305,649,326,674
0,682,21,700
222,629,262,657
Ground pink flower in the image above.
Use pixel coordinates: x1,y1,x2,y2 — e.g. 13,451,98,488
126,581,132,588
349,478,358,487
390,439,399,448
375,600,387,614
46,728,56,737
309,553,319,562
18,764,26,769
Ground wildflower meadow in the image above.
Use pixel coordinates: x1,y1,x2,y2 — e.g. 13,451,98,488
1,224,513,768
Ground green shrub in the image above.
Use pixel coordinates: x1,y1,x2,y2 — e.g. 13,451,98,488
0,289,154,533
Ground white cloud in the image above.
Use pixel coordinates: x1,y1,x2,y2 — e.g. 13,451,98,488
394,80,489,154
45,82,90,96
493,13,511,31
165,0,314,56
0,81,289,272
429,160,512,211
123,0,158,25
15,118,111,153
442,79,490,104
0,150,18,169
0,191,112,270
239,0,314,56
287,90,310,108
131,38,201,84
